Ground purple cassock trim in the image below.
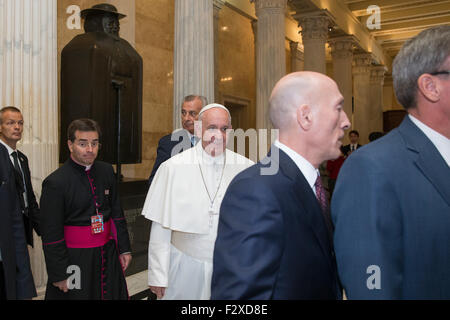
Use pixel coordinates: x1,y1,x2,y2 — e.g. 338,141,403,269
43,239,65,246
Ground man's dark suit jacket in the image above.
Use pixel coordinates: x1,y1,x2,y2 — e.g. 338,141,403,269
332,116,450,299
0,144,37,299
148,129,194,187
342,143,363,156
211,147,341,299
15,151,40,247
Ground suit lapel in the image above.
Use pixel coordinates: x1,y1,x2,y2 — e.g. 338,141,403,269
399,117,450,207
271,147,334,271
18,151,31,186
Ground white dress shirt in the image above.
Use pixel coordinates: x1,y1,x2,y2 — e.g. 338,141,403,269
274,140,320,196
409,115,450,167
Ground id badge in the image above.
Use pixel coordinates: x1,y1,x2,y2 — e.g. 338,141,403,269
91,214,104,235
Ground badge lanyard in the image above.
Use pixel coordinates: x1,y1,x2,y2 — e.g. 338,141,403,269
86,169,104,234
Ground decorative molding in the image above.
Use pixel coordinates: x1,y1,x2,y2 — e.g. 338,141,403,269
370,65,387,85
298,15,330,41
213,0,225,17
251,0,287,17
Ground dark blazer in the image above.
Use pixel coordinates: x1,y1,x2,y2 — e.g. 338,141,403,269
148,129,194,187
211,147,341,299
332,116,450,299
15,151,40,247
0,144,36,299
342,143,363,156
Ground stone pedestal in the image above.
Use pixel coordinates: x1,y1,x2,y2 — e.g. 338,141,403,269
296,12,331,75
329,37,354,143
352,53,373,144
173,0,214,129
369,65,386,135
0,0,58,289
252,0,287,130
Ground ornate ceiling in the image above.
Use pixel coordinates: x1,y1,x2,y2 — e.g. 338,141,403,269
345,0,450,58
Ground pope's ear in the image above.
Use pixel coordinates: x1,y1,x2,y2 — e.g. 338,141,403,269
296,104,313,131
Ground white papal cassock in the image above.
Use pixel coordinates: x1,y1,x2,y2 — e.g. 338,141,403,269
142,142,254,299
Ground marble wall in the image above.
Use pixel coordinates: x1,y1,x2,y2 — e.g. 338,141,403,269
217,4,256,131
122,0,175,179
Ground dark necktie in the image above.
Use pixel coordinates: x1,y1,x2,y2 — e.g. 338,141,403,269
314,175,334,235
11,151,24,181
11,151,27,210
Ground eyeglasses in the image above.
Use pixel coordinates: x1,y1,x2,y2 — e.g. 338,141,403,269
429,70,450,76
75,141,101,149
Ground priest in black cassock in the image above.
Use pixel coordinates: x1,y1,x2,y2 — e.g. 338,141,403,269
40,119,131,300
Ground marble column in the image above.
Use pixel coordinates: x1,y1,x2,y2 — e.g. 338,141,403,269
0,0,58,289
213,0,225,105
369,65,386,134
296,12,331,74
329,37,354,143
289,41,304,72
252,0,287,130
352,53,373,145
173,0,214,129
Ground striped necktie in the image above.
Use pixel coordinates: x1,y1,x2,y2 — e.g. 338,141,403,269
314,175,334,235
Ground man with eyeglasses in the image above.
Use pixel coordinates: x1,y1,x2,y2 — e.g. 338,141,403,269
40,118,132,300
332,25,450,299
0,106,37,300
147,95,207,187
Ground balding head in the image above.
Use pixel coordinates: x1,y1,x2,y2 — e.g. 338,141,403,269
269,72,350,168
269,72,331,130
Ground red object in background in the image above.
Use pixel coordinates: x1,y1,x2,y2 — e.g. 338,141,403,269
327,156,346,180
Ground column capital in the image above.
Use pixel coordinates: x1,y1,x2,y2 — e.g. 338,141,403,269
289,40,298,51
329,36,357,60
296,14,332,41
370,65,387,85
251,0,287,16
353,53,373,76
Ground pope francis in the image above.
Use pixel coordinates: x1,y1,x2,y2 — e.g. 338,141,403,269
142,104,254,300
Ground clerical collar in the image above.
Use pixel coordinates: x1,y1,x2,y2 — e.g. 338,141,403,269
69,155,95,172
196,140,225,165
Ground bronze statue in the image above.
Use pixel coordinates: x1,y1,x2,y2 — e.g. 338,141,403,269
60,3,143,165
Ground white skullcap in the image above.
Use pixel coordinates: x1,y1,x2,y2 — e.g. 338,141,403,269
198,103,231,118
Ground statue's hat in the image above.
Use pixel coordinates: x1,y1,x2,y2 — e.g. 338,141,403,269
81,3,126,20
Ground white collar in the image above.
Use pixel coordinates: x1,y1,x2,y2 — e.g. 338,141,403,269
0,139,16,155
196,141,225,165
409,115,450,167
274,140,319,191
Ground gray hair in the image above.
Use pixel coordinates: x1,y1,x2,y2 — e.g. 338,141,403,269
393,25,450,110
182,95,208,108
